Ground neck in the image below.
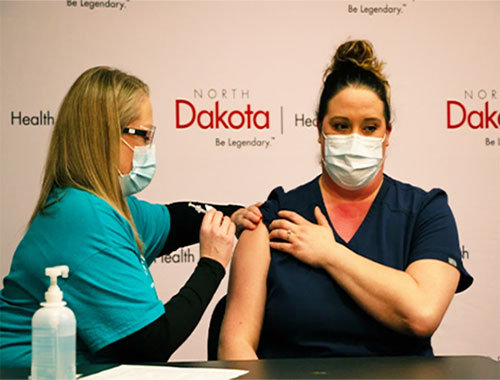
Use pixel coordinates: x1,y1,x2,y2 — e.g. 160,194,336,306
320,167,384,202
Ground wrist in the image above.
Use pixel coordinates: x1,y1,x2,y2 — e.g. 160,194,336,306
321,242,346,271
199,257,226,278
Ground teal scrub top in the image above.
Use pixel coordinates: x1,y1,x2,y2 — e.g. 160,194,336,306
0,187,170,366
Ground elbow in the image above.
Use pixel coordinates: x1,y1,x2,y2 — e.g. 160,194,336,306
217,339,230,360
218,329,258,361
404,306,442,338
217,330,243,360
217,326,237,360
217,334,239,361
217,332,230,360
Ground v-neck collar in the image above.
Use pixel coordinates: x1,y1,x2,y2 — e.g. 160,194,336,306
314,174,390,246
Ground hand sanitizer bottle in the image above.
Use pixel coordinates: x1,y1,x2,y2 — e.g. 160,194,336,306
31,265,76,380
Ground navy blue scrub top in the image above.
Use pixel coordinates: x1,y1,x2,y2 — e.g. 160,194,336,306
257,174,473,359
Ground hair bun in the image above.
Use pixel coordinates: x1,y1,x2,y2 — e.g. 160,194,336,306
324,40,386,83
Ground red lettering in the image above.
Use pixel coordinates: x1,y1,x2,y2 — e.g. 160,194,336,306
447,100,499,130
254,110,270,129
198,109,213,129
228,110,245,129
244,105,253,129
175,99,270,130
214,101,229,129
176,99,195,129
468,110,483,129
484,102,499,129
447,100,466,129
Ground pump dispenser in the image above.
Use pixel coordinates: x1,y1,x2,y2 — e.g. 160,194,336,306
31,265,76,380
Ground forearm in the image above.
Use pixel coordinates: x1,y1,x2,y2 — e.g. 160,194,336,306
323,244,458,336
163,257,226,352
100,257,225,362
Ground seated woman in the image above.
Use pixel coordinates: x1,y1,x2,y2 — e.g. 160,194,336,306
218,40,473,359
0,66,261,367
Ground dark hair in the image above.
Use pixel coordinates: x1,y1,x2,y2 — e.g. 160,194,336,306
316,40,391,127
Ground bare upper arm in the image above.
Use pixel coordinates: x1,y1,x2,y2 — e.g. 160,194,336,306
220,222,271,350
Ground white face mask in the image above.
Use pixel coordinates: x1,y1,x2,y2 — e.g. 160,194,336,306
120,138,157,196
322,132,385,191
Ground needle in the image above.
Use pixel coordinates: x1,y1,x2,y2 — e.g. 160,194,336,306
188,202,214,214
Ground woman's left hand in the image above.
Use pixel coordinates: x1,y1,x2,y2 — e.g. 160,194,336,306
268,206,336,268
231,202,263,236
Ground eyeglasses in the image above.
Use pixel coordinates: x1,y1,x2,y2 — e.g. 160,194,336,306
122,125,156,146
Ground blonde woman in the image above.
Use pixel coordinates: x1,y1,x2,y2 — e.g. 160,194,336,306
0,66,261,366
218,40,473,360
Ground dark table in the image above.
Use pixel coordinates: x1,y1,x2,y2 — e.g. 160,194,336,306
1,356,498,379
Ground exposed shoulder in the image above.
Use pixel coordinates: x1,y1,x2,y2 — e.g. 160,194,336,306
237,222,269,249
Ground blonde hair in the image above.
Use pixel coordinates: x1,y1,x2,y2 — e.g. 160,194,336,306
317,40,391,125
30,66,148,252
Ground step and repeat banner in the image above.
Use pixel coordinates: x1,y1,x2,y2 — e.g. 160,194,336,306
1,0,499,361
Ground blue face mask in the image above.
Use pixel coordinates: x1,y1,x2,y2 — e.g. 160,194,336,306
120,138,157,196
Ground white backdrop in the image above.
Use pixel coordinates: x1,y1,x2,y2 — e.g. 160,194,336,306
1,0,499,362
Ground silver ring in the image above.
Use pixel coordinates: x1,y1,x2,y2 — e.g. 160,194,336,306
286,230,292,241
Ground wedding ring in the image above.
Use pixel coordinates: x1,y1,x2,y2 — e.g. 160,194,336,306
286,230,292,241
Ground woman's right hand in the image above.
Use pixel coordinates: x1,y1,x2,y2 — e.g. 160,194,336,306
268,207,337,268
199,209,236,268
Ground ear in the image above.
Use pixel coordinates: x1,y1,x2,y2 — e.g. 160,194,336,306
385,123,392,147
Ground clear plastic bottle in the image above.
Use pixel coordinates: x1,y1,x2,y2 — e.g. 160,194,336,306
31,265,76,380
